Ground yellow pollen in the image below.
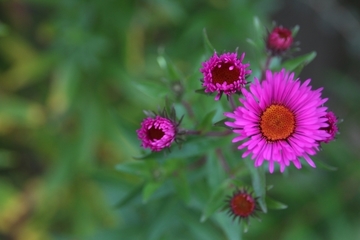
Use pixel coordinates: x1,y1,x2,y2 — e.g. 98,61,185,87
260,104,295,141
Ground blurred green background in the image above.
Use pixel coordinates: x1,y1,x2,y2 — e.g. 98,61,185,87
0,0,360,239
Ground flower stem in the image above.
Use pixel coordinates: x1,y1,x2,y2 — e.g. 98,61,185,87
184,130,202,135
205,130,232,137
216,148,233,178
182,100,195,120
228,95,236,111
184,129,232,137
260,55,272,81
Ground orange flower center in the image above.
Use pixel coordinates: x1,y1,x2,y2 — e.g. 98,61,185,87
231,193,255,217
211,62,240,85
260,104,295,141
147,127,165,141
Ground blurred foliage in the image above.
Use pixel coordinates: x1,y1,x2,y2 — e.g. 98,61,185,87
0,0,359,240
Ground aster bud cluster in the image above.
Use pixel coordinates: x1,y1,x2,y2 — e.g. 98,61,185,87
132,20,340,230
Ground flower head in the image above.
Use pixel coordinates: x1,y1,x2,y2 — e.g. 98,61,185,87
200,52,251,100
267,26,293,55
226,188,260,222
137,116,177,152
225,69,330,173
320,111,339,143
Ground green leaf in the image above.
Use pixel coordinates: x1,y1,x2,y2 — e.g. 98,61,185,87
157,49,183,81
172,170,190,203
280,51,317,75
142,181,163,203
133,78,168,98
316,160,338,171
201,179,232,222
203,28,216,54
195,88,209,95
115,161,150,178
0,22,8,37
198,109,217,131
246,17,266,54
213,118,229,128
0,96,45,128
266,196,288,210
291,25,300,37
246,38,259,49
244,158,267,213
253,16,264,39
135,136,228,161
205,149,227,188
214,212,242,240
242,220,249,233
114,184,143,208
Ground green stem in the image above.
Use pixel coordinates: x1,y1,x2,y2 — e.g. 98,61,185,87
260,55,272,81
216,148,234,178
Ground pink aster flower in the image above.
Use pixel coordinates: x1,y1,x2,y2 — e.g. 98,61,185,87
267,26,293,55
320,111,339,143
200,52,251,100
137,116,176,152
224,69,330,173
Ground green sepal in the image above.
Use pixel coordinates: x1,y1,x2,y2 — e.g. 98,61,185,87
265,196,288,210
195,88,209,95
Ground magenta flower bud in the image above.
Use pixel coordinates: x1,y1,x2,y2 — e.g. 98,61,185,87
137,116,176,152
200,52,251,100
267,26,293,54
320,111,339,143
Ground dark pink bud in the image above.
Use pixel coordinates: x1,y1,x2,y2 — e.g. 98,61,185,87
267,27,293,54
320,111,339,143
137,116,176,151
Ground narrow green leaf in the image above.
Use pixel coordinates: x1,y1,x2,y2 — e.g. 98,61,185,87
246,38,258,48
115,161,150,178
142,181,163,203
201,179,231,222
157,50,182,81
0,22,8,37
134,136,229,161
291,25,300,37
205,149,226,188
253,16,264,39
203,28,216,54
244,158,267,213
195,88,209,95
214,212,242,240
281,51,317,73
213,118,229,128
242,220,249,233
114,184,143,208
172,171,190,203
198,110,217,131
316,160,338,171
266,196,288,210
